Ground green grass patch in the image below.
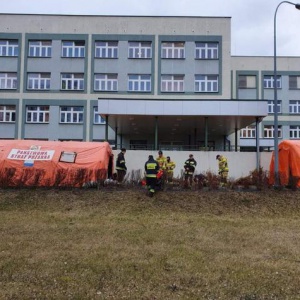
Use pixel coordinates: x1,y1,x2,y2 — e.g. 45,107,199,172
1,189,300,299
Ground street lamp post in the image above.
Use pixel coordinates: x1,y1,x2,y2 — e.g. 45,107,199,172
273,1,300,187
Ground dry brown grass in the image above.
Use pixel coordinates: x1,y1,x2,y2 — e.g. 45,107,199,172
1,187,300,299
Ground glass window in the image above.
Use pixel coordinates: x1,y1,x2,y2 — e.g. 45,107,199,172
0,73,17,90
28,41,52,57
240,126,256,138
128,74,151,92
268,100,282,114
94,74,118,91
0,105,16,122
60,106,84,123
264,75,281,89
290,125,300,139
95,41,118,58
195,75,218,92
128,42,152,58
238,75,256,88
161,42,185,59
61,73,84,91
26,106,49,123
161,75,184,92
289,100,300,114
0,40,19,56
27,73,51,90
62,41,85,58
93,106,106,124
289,75,300,89
263,125,282,138
195,42,218,59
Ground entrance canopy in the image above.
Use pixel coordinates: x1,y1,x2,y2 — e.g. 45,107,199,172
98,99,268,142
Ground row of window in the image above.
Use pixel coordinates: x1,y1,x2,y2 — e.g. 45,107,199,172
0,105,105,124
0,73,219,93
239,75,300,89
240,125,300,139
0,40,219,60
3,104,300,139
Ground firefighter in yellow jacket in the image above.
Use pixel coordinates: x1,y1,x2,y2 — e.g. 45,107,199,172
166,156,176,182
156,150,167,170
216,154,229,187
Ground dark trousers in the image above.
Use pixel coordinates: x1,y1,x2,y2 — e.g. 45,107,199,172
146,177,157,192
117,170,126,182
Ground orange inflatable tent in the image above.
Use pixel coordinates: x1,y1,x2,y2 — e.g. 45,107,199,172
269,140,300,187
0,140,113,187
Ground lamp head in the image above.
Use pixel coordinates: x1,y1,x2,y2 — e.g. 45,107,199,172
296,4,300,9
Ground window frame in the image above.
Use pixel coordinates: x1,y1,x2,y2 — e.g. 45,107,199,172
0,72,17,90
195,75,219,93
161,75,184,92
290,125,300,139
26,105,50,123
195,42,218,59
268,100,282,114
263,125,282,139
93,106,106,124
0,105,16,123
0,40,19,57
128,74,151,92
61,73,84,91
128,41,152,59
61,41,85,58
94,74,118,92
95,41,118,58
289,100,300,114
28,40,52,57
60,106,84,124
240,125,256,139
27,73,51,90
264,75,282,89
161,42,185,59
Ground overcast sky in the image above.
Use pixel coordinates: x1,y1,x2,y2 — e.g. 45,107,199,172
2,0,300,57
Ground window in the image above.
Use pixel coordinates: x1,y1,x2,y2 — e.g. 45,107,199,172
28,41,52,57
263,125,282,138
161,42,185,59
27,73,50,90
128,74,151,92
95,41,118,58
290,125,300,139
161,75,184,92
289,100,300,114
62,41,85,58
195,75,218,92
0,73,17,90
268,100,282,114
94,74,118,91
195,42,218,59
289,75,300,89
0,40,18,56
93,106,106,124
128,42,152,58
238,75,256,88
60,106,83,123
240,126,256,138
264,75,281,89
0,105,16,122
61,73,84,91
26,106,49,123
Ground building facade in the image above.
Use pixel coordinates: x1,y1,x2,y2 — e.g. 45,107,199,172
1,14,296,151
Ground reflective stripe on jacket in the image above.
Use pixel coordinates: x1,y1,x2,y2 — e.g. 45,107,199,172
145,160,159,178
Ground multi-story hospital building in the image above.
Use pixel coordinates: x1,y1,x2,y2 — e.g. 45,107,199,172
1,13,300,151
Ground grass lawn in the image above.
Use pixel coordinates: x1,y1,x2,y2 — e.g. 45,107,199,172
1,188,300,299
